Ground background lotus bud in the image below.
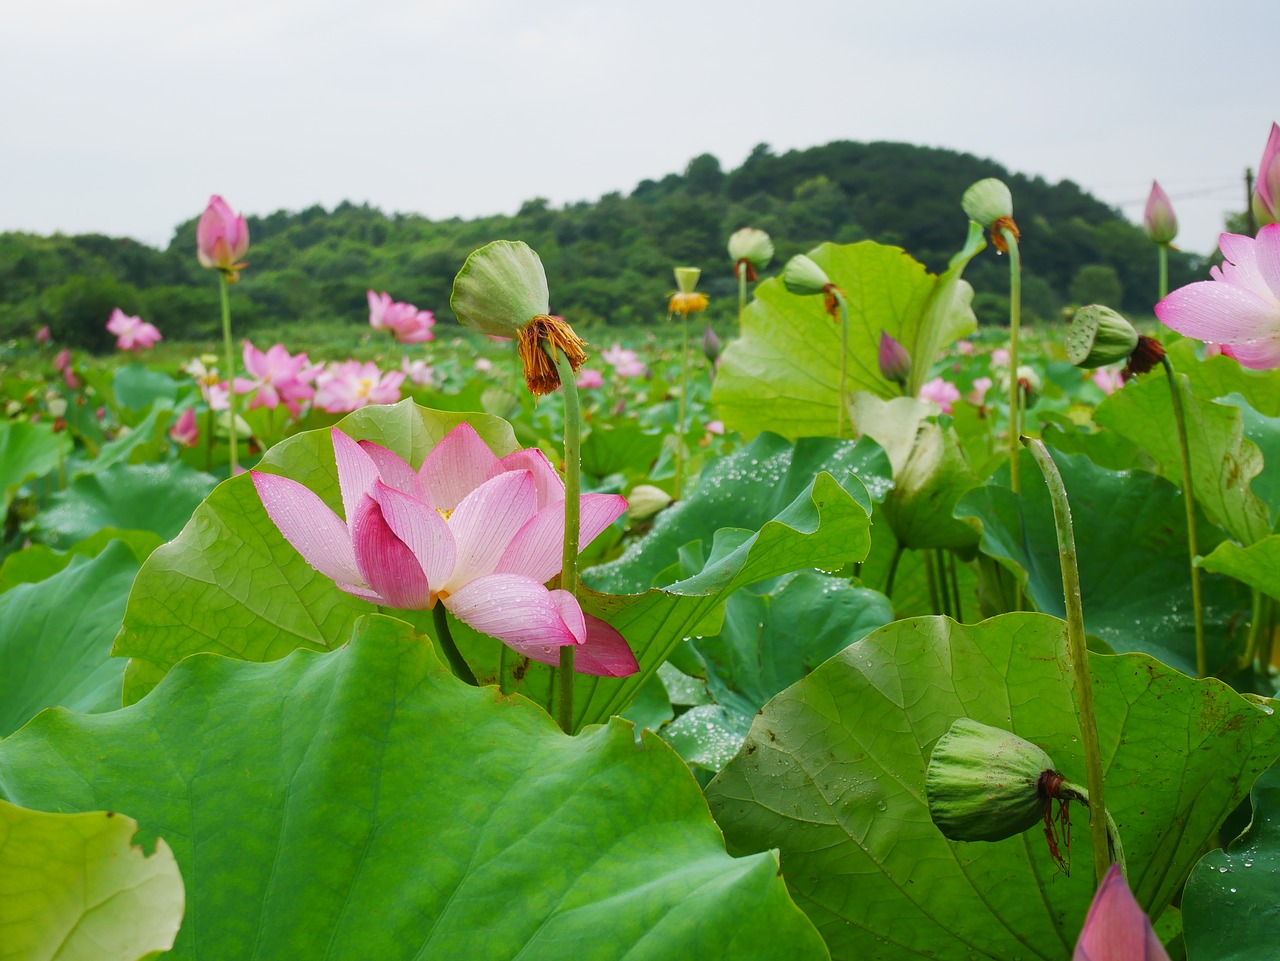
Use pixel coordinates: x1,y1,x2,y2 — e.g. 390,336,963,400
878,331,912,385
781,254,832,297
1016,366,1042,406
170,407,200,447
702,325,722,365
1073,863,1171,961
626,484,673,523
1252,122,1280,228
1142,181,1178,244
961,178,1014,227
35,325,50,345
1067,305,1140,368
728,227,774,280
926,717,1059,842
196,195,250,278
674,266,702,294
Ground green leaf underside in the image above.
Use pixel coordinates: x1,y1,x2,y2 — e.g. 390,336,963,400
0,616,826,961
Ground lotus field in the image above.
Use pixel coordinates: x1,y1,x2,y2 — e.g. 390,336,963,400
5,160,1280,961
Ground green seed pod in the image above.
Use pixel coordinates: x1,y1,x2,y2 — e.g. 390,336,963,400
961,178,1014,227
1067,305,1140,369
926,717,1056,842
728,227,774,272
450,240,550,338
781,254,832,297
674,266,702,294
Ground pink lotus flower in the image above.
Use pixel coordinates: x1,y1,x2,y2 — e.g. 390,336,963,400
575,368,604,389
475,358,494,374
196,195,250,276
170,407,200,447
35,325,51,345
1143,181,1178,244
367,290,435,344
233,341,319,416
602,344,646,378
1072,863,1169,961
1155,224,1280,369
954,339,975,356
991,347,1011,368
918,377,961,414
1253,122,1280,228
252,423,637,676
966,375,993,407
1091,367,1125,395
106,308,162,351
54,348,79,389
314,361,405,413
705,420,725,435
401,357,435,387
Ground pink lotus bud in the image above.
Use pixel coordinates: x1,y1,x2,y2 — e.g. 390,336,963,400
1072,864,1169,960
1143,181,1178,244
1252,122,1280,228
196,195,250,278
170,407,200,447
53,349,71,372
35,325,51,345
878,331,912,385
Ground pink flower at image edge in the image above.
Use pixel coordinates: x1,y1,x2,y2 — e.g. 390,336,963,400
106,308,162,351
251,423,638,676
1072,864,1170,961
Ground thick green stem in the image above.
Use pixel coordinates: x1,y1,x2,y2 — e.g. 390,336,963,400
884,544,905,599
833,290,849,439
1024,438,1111,885
1157,243,1169,301
551,346,583,734
925,549,941,615
1061,780,1128,878
1159,355,1206,677
676,312,690,496
946,550,963,622
432,604,478,686
736,261,748,327
1002,228,1023,613
218,273,239,473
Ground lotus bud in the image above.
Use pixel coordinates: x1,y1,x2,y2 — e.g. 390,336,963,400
1073,863,1171,961
35,325,51,345
926,717,1059,843
1067,305,1140,369
196,195,250,282
728,227,774,281
1016,366,1042,407
1252,122,1280,228
703,325,722,365
1142,181,1178,244
962,178,1019,252
626,484,673,523
878,332,912,385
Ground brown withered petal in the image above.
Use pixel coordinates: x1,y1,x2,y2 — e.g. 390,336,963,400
517,314,588,396
1124,334,1167,380
735,258,758,283
668,291,709,316
991,216,1020,253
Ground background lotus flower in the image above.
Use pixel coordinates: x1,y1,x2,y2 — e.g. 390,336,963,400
35,325,50,345
314,361,405,412
233,341,319,415
918,377,960,414
1142,181,1178,244
1155,224,1280,369
575,368,604,389
367,290,436,343
106,308,162,351
1091,367,1125,395
1072,864,1170,960
252,423,636,676
1252,122,1280,228
196,195,250,277
601,344,646,378
400,357,435,386
170,407,200,446
966,375,992,407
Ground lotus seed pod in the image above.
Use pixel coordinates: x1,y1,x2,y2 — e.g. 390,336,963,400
728,227,774,273
451,240,551,339
1067,305,1141,369
961,178,1014,227
926,717,1057,842
674,267,702,294
781,254,832,297
626,484,673,523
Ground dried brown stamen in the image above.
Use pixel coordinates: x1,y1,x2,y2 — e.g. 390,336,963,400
1123,334,1166,380
736,258,758,283
516,314,588,396
991,216,1020,253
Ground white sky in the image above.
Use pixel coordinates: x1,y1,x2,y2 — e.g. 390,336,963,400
3,0,1275,256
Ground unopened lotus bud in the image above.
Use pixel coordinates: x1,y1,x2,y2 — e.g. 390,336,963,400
1253,122,1280,228
728,227,774,281
1067,305,1140,369
962,178,1019,252
781,254,832,297
878,332,912,385
926,717,1058,842
703,325,722,365
626,484,672,523
1016,366,1042,406
1143,181,1178,245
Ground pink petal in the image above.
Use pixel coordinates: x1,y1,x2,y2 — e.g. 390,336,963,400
417,422,501,509
1156,280,1280,343
496,494,628,583
547,588,587,643
497,448,565,509
443,470,537,589
251,471,363,586
357,440,421,496
332,428,380,523
367,480,456,588
1072,863,1169,961
350,495,431,609
574,614,639,677
1254,223,1280,300
1222,335,1280,370
444,573,579,658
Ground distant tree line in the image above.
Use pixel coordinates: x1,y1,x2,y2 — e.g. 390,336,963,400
0,140,1204,351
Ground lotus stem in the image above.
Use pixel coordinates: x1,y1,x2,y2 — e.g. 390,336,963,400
1060,780,1127,879
833,289,849,439
550,344,583,734
219,273,238,474
1157,244,1169,301
432,603,478,686
1159,355,1206,677
884,543,905,599
737,260,748,327
925,549,942,615
1002,227,1023,612
1024,437,1111,885
676,310,690,496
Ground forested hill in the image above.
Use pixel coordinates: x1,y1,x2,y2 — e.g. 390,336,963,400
2,140,1202,351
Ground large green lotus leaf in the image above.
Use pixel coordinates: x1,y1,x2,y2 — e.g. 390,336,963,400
1200,535,1280,602
712,236,980,439
1094,369,1271,544
90,405,176,472
586,432,890,594
579,420,665,482
0,529,160,594
1227,393,1280,528
1182,764,1280,961
0,615,827,961
705,613,1280,961
956,449,1248,676
112,362,179,412
849,393,981,551
0,799,184,961
0,542,137,737
0,420,70,514
34,463,217,550
1171,339,1280,417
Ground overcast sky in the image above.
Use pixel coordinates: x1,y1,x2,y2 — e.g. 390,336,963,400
3,0,1275,257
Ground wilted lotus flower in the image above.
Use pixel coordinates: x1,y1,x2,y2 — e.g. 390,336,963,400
196,195,250,281
1143,181,1178,245
962,178,1019,251
918,377,960,414
251,423,637,676
1072,863,1170,961
314,361,405,413
727,227,774,281
367,290,436,344
106,308,162,351
1252,122,1280,228
170,407,200,447
1155,225,1280,369
575,368,604,389
878,331,912,386
669,267,709,316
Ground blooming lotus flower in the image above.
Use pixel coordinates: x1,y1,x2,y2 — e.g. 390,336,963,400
1072,863,1170,961
474,357,494,374
1142,181,1178,244
966,376,993,407
575,368,604,389
314,361,405,412
252,423,637,676
1091,367,1125,395
367,290,436,344
196,195,250,279
1253,122,1280,228
991,347,1011,367
955,339,975,356
106,308,162,351
602,344,646,378
918,377,961,414
400,357,435,386
170,407,200,447
233,341,319,415
1155,224,1280,369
